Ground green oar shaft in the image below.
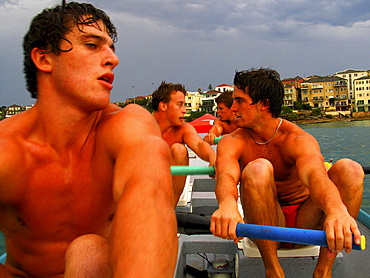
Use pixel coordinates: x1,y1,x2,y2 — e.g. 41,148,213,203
170,166,215,175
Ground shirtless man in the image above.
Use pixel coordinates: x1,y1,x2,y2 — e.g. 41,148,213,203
153,82,216,207
204,91,238,145
210,68,363,278
0,2,177,277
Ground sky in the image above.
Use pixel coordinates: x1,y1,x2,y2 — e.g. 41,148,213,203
1,0,370,106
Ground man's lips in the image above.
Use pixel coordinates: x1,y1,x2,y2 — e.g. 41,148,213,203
98,73,114,89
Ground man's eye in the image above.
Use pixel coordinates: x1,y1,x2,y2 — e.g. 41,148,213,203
86,43,97,48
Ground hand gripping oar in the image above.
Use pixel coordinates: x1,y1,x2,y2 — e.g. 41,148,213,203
176,212,366,250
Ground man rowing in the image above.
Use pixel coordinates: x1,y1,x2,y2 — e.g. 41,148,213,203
153,82,216,207
0,2,177,277
204,91,238,145
210,68,363,277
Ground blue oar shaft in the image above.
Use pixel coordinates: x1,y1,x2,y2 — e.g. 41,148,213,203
236,223,365,250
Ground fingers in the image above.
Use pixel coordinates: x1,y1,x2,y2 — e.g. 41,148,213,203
325,220,361,253
203,134,215,145
210,211,242,241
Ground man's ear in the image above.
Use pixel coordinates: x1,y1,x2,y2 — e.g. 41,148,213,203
30,48,52,73
159,101,167,111
260,99,270,111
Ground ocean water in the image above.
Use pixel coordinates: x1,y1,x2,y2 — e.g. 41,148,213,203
0,120,369,256
298,120,370,214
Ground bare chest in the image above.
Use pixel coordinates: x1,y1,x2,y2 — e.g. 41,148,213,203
0,146,115,235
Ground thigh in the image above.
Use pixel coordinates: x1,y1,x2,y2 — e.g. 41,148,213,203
296,196,325,230
65,234,111,278
170,143,188,165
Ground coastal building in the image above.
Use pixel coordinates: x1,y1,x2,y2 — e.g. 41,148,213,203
185,91,202,115
199,84,233,115
281,77,303,109
335,69,369,100
200,89,219,114
353,76,370,112
283,84,299,109
301,76,349,111
215,84,233,93
5,104,22,117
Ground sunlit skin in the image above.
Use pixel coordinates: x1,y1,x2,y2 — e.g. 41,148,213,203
211,86,363,278
0,20,177,277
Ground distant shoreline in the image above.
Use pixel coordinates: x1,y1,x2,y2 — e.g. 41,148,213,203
289,116,370,125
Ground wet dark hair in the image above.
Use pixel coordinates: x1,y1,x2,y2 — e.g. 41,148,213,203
215,91,233,108
233,68,284,118
23,1,117,98
152,81,186,111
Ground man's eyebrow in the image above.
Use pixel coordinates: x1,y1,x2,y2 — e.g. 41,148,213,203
81,33,115,51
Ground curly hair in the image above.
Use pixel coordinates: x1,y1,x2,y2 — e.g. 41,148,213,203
152,81,186,111
23,1,117,98
233,68,284,118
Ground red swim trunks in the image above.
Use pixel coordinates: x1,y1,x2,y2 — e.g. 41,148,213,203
281,203,302,248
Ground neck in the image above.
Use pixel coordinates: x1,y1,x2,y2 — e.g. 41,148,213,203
250,118,282,145
30,100,103,151
153,112,173,135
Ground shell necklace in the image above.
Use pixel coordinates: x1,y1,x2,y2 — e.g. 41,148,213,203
252,118,282,145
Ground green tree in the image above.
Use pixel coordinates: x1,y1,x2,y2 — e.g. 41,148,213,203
208,84,213,90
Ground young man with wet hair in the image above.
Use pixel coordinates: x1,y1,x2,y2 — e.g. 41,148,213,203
153,81,216,207
0,2,177,277
204,91,238,145
211,68,363,277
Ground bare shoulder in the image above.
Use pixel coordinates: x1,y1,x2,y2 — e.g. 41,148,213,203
217,129,246,154
98,104,161,150
0,114,31,179
282,120,317,144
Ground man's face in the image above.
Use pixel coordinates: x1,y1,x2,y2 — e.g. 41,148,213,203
47,19,120,111
216,102,234,121
231,87,258,127
165,91,186,126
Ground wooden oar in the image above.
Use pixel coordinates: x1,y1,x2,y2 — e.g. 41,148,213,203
176,212,366,250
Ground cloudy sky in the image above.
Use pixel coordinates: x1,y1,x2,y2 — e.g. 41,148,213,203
1,0,370,106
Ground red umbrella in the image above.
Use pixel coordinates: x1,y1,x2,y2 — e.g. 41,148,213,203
189,113,217,133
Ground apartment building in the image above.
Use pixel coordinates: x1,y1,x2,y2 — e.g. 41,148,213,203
353,76,370,112
335,69,369,100
185,91,202,115
301,76,349,111
215,84,233,93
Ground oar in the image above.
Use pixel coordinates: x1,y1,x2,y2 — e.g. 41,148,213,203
170,166,215,175
176,212,366,251
171,165,370,176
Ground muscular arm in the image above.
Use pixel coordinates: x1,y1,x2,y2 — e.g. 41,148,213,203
183,123,216,165
204,119,224,145
103,105,177,277
210,135,243,242
290,132,361,252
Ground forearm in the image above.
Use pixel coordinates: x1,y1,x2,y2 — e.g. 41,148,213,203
110,186,177,277
195,141,216,164
308,172,348,214
215,173,239,207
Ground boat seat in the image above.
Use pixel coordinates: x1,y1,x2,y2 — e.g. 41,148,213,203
177,175,192,207
236,202,320,258
238,238,320,258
